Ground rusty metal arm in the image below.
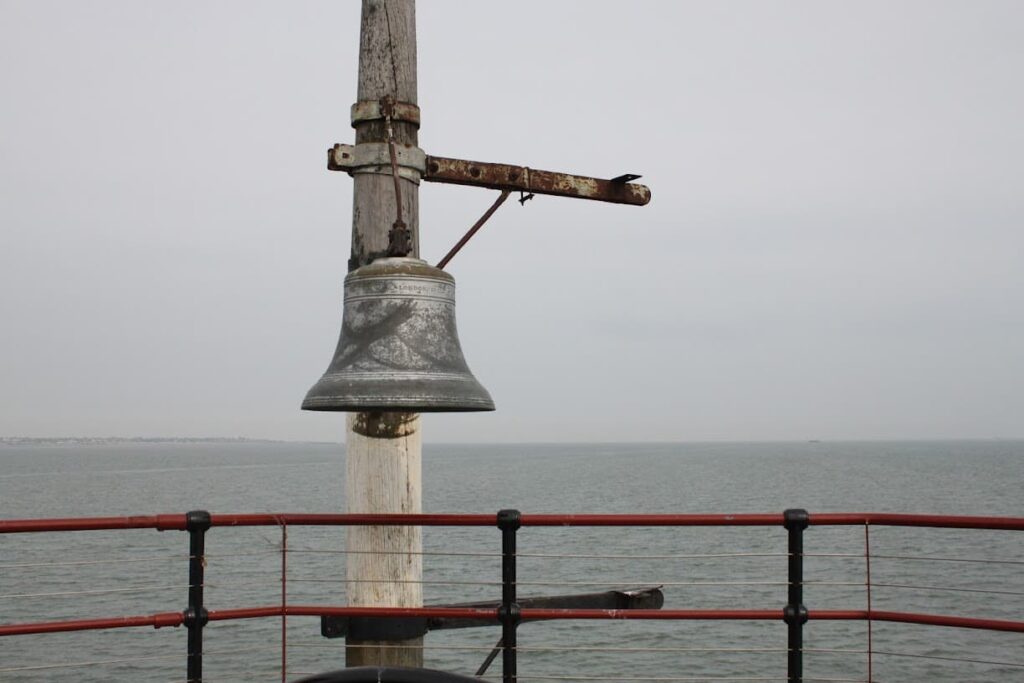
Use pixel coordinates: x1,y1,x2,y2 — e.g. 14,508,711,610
423,155,650,206
327,143,650,206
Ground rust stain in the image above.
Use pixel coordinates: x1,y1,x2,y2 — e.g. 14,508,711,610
423,155,651,206
351,411,419,439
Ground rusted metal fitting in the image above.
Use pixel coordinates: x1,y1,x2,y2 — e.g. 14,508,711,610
423,156,651,206
351,99,421,128
328,142,427,183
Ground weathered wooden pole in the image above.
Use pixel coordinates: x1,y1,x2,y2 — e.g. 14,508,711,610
345,0,423,668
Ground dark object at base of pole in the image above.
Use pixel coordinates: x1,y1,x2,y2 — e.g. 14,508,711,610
320,586,666,639
294,667,482,683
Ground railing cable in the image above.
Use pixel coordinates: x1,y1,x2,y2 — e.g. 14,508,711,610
867,553,1024,566
871,649,1024,669
0,653,181,673
867,582,1024,596
0,583,188,599
0,554,181,569
514,676,788,681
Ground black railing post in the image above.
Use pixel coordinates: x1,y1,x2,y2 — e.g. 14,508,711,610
184,510,211,683
497,509,521,683
783,508,809,683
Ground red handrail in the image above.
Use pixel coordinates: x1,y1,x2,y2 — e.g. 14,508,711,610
0,612,183,637
810,610,1024,633
3,511,1023,532
0,514,187,533
2,511,1021,643
209,512,497,528
810,513,1024,530
5,605,1022,638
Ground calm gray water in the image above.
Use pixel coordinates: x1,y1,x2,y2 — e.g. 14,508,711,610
0,440,1022,682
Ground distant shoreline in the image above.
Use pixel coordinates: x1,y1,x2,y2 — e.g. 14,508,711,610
2,436,1021,448
0,437,326,447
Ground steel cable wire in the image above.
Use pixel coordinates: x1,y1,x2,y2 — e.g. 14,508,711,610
0,554,182,569
871,649,1024,668
290,642,502,651
515,552,789,560
197,670,283,683
206,550,283,559
289,578,502,586
285,550,792,560
288,548,500,557
513,676,788,681
285,643,788,654
0,583,189,599
867,553,1024,566
866,582,1024,596
518,646,787,654
511,580,791,587
0,653,182,673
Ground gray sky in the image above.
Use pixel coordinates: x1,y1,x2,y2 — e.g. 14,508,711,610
1,1,1022,443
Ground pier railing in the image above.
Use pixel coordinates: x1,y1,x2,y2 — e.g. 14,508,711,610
1,510,1022,683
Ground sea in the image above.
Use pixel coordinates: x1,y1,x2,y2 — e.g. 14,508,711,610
0,440,1021,682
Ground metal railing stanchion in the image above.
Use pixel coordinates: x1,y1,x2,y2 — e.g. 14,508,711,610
184,510,211,683
281,521,288,683
864,523,873,683
783,509,809,683
498,509,522,683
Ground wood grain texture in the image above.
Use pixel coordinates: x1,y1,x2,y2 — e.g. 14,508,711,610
346,0,424,667
351,0,419,271
345,412,423,666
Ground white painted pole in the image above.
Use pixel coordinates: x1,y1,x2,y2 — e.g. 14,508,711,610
345,413,422,666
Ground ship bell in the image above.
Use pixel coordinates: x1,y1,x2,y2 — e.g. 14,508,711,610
302,257,494,412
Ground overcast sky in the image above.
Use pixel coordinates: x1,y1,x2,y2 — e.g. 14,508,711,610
1,1,1022,443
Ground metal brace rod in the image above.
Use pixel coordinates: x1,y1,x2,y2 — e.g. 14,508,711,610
436,190,511,270
423,156,650,206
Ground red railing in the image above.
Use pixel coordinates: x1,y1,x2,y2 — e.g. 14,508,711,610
1,510,1022,682
5,511,1023,534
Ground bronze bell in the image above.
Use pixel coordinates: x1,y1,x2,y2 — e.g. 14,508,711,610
302,257,494,412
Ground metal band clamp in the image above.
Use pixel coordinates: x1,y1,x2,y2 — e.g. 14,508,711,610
328,142,427,183
351,100,421,128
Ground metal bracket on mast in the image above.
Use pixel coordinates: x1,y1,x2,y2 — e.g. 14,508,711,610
328,143,427,184
328,145,651,206
351,99,421,128
423,156,650,206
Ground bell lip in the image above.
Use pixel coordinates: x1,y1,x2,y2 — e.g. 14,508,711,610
302,404,496,413
301,397,496,413
301,373,495,413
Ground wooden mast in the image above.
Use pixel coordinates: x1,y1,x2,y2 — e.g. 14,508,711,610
345,0,423,668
